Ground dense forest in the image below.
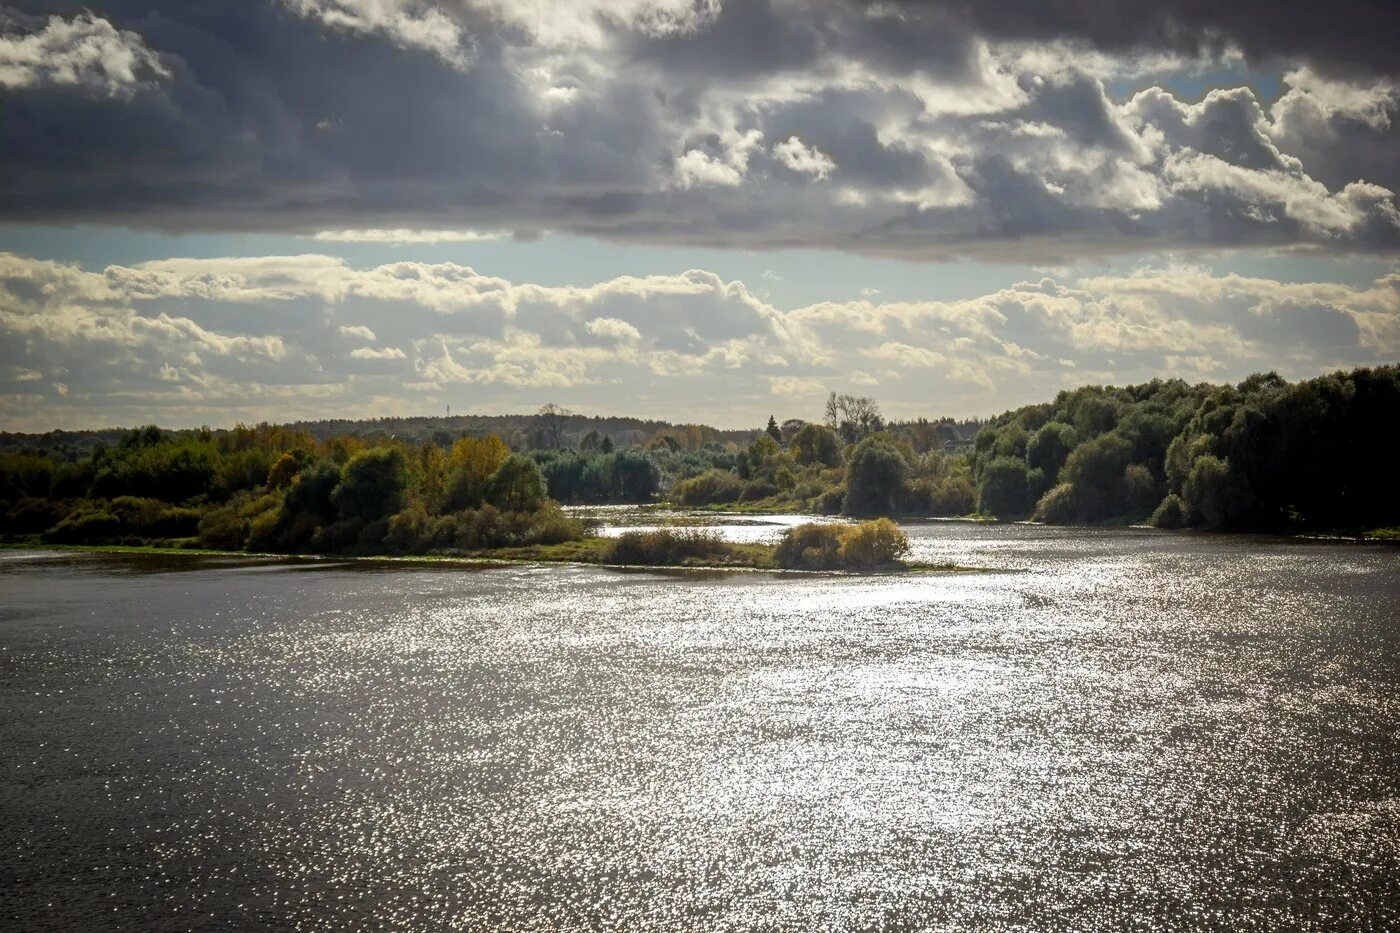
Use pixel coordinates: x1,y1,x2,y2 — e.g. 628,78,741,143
1,366,1396,559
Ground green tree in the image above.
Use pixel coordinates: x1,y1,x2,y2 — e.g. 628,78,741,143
1183,455,1232,530
484,455,547,512
844,437,908,516
609,449,660,502
740,434,781,480
1060,433,1134,521
283,461,340,519
1073,395,1122,440
791,422,842,467
765,415,783,444
978,457,1029,518
332,448,410,521
1026,422,1076,480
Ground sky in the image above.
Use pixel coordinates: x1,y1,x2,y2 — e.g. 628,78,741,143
1,1,1398,431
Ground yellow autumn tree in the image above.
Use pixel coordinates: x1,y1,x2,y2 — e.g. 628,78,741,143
266,451,303,488
419,442,449,508
445,435,510,509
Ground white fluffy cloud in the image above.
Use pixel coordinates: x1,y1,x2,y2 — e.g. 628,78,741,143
281,0,473,68
0,11,169,97
584,316,642,342
2,251,1395,429
772,136,836,180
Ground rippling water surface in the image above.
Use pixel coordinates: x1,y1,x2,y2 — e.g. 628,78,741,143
3,524,1398,931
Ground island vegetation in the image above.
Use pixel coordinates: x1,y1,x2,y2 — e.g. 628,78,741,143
2,366,1396,569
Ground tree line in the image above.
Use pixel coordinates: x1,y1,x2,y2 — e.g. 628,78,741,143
968,366,1400,532
2,366,1395,555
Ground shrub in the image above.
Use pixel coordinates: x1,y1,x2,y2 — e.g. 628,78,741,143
4,496,74,536
837,518,909,569
309,518,365,554
384,502,430,554
603,529,735,565
423,504,565,550
1032,483,1078,524
901,479,935,515
524,502,587,545
929,476,976,516
775,519,910,570
1025,467,1054,507
738,480,778,502
198,504,246,549
815,486,845,515
356,518,391,551
275,511,323,552
44,509,122,544
1151,493,1186,529
108,497,200,538
244,506,283,551
774,523,844,570
673,469,744,506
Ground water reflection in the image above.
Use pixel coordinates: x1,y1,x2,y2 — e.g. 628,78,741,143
2,524,1397,930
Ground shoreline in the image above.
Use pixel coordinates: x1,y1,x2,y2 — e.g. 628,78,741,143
0,541,993,577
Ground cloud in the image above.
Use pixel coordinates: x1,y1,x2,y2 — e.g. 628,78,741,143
2,250,1396,429
0,11,169,97
584,316,642,342
1,2,1397,258
903,0,1400,78
769,376,826,397
280,0,473,68
772,136,836,179
673,150,744,189
348,345,407,359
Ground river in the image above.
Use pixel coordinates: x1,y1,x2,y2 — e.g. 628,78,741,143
2,521,1397,930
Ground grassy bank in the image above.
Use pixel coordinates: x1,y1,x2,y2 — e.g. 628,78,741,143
3,531,983,575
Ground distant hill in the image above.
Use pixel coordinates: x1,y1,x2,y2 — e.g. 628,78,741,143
0,412,759,456
0,411,985,456
280,413,758,449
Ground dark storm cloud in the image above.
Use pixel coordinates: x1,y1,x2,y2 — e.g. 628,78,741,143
866,0,1400,77
0,0,1397,257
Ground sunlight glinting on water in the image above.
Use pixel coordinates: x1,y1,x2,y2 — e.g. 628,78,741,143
2,522,1398,929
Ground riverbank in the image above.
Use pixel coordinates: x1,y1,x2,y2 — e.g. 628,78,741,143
1,540,988,576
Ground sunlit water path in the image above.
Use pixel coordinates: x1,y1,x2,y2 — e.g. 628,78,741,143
2,524,1397,930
